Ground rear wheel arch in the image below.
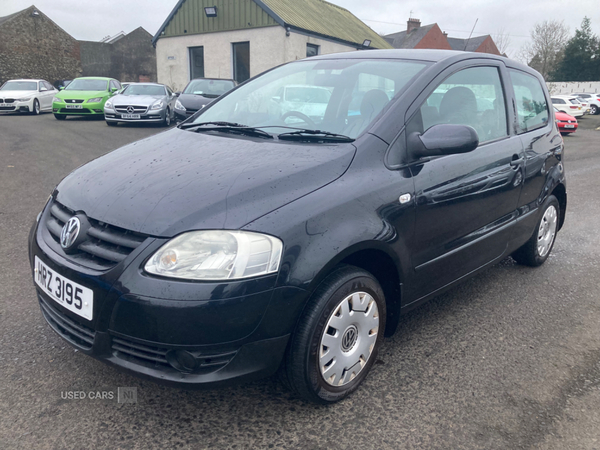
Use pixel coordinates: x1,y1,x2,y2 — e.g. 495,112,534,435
551,182,567,230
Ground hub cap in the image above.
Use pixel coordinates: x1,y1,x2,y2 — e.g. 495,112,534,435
319,292,379,387
538,205,557,257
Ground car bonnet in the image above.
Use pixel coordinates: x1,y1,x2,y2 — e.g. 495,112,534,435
54,128,356,237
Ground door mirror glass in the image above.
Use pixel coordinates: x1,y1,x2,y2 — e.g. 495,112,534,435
409,124,479,158
40,87,47,92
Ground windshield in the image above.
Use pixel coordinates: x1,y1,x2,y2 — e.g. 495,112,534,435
191,59,427,139
65,79,109,91
123,85,166,96
1,81,37,91
183,79,235,97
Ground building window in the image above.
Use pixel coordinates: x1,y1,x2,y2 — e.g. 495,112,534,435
232,42,250,83
306,43,320,58
189,46,205,79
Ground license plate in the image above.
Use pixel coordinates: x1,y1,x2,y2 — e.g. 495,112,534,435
34,256,93,320
563,124,575,128
66,104,83,109
0,103,12,107
121,114,140,119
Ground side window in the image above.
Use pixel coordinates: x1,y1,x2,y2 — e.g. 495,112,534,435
416,66,508,144
509,69,549,133
552,98,565,104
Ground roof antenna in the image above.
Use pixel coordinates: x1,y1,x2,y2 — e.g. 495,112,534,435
464,18,478,51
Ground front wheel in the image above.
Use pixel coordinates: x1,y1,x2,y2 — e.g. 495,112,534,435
512,195,560,266
283,265,386,403
591,104,599,115
31,99,40,115
163,108,172,127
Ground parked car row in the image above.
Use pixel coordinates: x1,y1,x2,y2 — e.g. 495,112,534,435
1,76,238,127
550,94,600,117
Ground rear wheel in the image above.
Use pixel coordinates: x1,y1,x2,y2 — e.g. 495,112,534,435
591,104,599,115
54,114,66,120
512,195,560,266
284,265,386,403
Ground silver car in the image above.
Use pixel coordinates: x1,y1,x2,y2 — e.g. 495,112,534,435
104,83,177,126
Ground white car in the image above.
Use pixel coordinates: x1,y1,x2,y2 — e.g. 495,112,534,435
573,92,600,115
0,79,57,114
551,95,584,118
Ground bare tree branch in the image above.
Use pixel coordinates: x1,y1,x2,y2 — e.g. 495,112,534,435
493,27,511,55
519,20,570,79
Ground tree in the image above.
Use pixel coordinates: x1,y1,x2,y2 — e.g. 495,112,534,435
551,17,600,81
493,27,511,56
519,20,569,80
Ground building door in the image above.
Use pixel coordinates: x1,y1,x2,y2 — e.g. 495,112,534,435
232,42,250,83
189,46,204,79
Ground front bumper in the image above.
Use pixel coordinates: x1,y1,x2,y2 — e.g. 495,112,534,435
29,209,308,387
53,101,105,115
104,108,165,123
0,98,34,112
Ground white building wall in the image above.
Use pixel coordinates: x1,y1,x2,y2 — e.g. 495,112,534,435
156,26,359,91
547,81,600,95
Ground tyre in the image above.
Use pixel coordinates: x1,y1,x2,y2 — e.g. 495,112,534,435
106,121,117,126
284,265,386,403
54,114,66,120
591,104,599,115
512,195,560,266
163,108,172,127
31,99,40,115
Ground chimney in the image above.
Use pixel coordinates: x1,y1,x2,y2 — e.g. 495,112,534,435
443,31,448,37
407,18,421,33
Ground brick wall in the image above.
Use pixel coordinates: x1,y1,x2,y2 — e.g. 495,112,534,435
475,36,501,56
0,6,81,86
414,25,452,50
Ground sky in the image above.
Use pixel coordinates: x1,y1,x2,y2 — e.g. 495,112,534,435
1,0,599,58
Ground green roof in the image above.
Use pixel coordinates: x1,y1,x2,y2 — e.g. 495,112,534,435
153,0,392,49
259,0,392,49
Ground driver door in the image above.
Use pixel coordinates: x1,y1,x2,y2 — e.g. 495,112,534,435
404,63,524,302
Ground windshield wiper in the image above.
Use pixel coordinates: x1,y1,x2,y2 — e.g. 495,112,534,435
179,122,273,139
179,121,247,129
277,129,354,142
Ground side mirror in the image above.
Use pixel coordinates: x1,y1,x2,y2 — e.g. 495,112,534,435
59,86,64,91
272,96,281,103
110,88,118,93
408,124,479,159
175,91,182,96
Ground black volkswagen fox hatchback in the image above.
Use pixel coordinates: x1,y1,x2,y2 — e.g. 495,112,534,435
29,49,566,404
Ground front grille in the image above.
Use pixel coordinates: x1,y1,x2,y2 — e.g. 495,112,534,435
44,200,148,271
39,295,95,350
60,108,92,113
65,99,84,104
111,337,170,368
115,105,148,114
1,98,15,103
0,106,16,111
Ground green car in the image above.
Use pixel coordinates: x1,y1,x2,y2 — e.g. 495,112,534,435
52,77,121,120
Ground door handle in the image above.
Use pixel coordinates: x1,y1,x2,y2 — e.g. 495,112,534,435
510,157,524,169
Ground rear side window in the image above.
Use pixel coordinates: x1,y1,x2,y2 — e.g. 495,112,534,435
509,69,549,133
552,98,565,104
416,66,508,144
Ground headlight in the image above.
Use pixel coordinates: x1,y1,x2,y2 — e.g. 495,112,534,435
175,99,186,111
87,97,103,103
144,230,283,281
104,100,113,109
52,97,61,103
17,97,32,102
151,101,164,110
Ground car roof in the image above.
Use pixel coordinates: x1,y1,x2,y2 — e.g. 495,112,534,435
6,79,45,82
552,94,579,98
189,78,235,82
126,82,166,87
72,77,114,81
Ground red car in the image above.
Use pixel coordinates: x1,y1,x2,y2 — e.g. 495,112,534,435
554,107,578,135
